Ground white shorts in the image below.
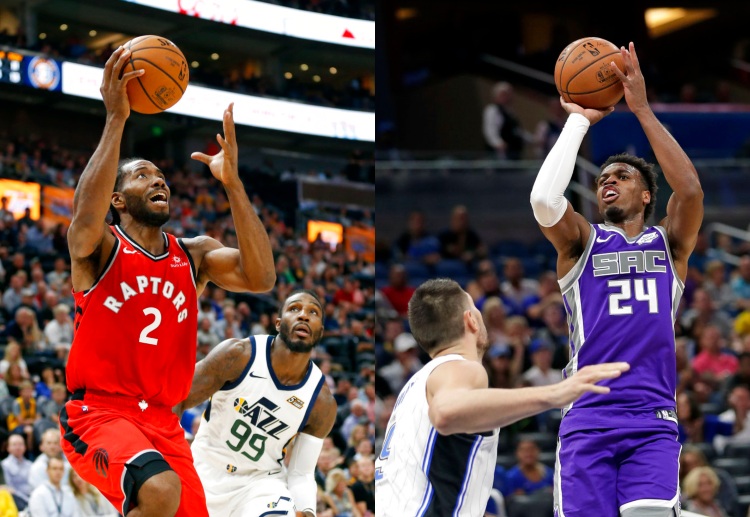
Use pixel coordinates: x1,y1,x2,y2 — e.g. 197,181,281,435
196,457,296,517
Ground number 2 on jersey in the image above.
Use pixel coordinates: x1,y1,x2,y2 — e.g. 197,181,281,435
139,307,162,345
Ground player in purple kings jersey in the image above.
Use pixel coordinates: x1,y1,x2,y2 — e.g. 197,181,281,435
530,42,704,517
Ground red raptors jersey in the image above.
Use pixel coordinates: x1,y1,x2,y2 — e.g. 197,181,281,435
67,225,198,407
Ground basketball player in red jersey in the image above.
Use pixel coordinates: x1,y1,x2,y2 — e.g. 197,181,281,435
59,46,276,517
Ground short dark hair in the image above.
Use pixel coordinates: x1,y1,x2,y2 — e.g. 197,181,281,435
408,278,469,355
109,157,145,225
281,289,324,313
599,153,659,222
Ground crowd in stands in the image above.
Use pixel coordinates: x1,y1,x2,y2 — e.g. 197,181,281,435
0,138,375,514
376,204,750,517
0,125,374,189
0,28,375,112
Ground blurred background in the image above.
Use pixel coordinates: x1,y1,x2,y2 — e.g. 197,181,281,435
376,2,750,516
0,0,375,515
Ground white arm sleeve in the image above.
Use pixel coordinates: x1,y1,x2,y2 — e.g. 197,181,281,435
287,433,324,516
529,113,590,227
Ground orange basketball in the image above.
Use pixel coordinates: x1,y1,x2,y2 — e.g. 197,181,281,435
122,35,189,114
554,37,624,110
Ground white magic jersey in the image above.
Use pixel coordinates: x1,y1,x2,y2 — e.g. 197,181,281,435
375,354,499,517
191,334,325,483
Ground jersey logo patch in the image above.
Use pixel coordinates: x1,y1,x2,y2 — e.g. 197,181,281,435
233,397,290,439
287,396,305,409
93,448,109,478
636,232,659,245
226,464,237,473
170,255,189,268
249,372,267,379
596,234,614,243
123,248,138,255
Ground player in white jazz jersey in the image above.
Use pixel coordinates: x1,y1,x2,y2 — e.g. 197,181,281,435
375,278,630,517
182,290,337,517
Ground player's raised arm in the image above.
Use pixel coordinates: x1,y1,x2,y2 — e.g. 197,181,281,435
426,359,629,435
611,42,703,274
529,99,613,272
181,338,253,411
189,103,275,293
68,47,143,260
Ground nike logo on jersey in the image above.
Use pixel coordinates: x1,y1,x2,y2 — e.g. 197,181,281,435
249,372,266,379
123,248,138,254
267,470,282,476
596,234,614,243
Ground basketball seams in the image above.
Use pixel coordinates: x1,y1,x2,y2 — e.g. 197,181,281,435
562,50,621,93
129,57,186,94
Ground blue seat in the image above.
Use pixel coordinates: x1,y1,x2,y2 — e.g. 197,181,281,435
492,239,530,259
434,259,469,278
403,260,431,282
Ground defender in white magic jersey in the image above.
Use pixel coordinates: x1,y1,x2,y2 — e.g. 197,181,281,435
181,291,336,517
375,279,629,517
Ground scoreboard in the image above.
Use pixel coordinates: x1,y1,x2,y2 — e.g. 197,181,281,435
0,49,62,91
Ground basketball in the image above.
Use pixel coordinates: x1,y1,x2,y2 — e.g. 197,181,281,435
554,37,624,110
122,35,189,114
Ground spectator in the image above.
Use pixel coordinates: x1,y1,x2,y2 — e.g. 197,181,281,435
340,399,369,444
702,260,737,315
681,288,734,341
37,383,68,438
681,466,729,517
501,258,540,316
438,205,488,266
714,384,750,454
7,380,38,455
43,303,74,361
680,445,738,515
482,296,510,347
1,274,24,315
692,324,739,392
68,468,119,516
378,332,423,396
323,468,361,517
392,211,441,265
34,366,57,401
378,264,415,318
196,317,220,360
211,303,242,340
4,362,27,398
521,339,562,387
504,439,553,497
731,254,750,312
482,81,527,160
349,458,375,517
27,456,76,517
1,434,32,510
4,306,45,355
0,343,29,380
677,391,706,444
45,257,70,293
28,429,71,491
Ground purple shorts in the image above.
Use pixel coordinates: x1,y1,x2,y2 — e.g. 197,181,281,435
554,427,681,517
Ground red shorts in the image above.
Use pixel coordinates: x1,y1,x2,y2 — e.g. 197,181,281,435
60,390,207,517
